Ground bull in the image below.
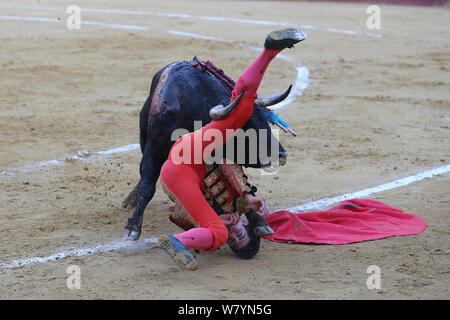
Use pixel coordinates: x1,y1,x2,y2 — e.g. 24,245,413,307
123,57,293,241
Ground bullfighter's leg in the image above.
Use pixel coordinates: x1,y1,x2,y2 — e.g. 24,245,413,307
160,161,227,252
233,28,306,97
159,160,227,266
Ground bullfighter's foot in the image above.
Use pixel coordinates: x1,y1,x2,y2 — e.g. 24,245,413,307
245,210,274,237
158,234,199,271
122,218,142,241
264,28,307,50
253,224,275,237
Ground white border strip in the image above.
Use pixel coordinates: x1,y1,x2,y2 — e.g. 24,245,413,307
0,238,158,271
1,164,449,271
81,20,149,30
167,30,231,43
0,15,151,30
1,144,140,176
0,15,60,23
286,165,450,213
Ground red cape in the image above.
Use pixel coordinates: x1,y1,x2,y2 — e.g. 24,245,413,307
264,199,427,245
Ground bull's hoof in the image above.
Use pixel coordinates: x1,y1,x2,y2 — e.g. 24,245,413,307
124,229,141,241
122,219,142,241
264,28,307,50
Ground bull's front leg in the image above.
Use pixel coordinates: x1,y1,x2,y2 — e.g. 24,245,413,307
123,178,156,240
123,148,160,241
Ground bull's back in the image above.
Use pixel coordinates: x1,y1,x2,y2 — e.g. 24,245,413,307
146,60,232,131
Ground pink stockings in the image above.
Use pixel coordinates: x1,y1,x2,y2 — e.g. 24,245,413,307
233,48,282,96
174,228,215,250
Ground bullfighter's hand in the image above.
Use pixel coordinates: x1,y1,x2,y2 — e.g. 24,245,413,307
219,212,241,227
243,193,270,216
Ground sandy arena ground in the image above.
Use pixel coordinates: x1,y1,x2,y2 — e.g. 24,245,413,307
0,0,449,300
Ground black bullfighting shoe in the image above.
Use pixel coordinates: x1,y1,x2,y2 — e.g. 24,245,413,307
158,234,199,271
245,210,274,237
264,28,307,50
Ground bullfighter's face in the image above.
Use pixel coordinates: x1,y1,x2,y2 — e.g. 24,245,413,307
227,220,250,250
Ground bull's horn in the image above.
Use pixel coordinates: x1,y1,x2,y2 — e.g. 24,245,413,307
209,91,244,120
255,85,292,107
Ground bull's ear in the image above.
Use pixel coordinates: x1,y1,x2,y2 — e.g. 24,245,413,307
254,85,292,108
209,91,244,120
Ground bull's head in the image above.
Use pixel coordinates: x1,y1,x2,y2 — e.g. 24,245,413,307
212,86,294,169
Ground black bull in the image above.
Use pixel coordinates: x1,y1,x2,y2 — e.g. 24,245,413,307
123,58,291,240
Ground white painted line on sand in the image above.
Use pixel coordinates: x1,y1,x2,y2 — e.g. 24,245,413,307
0,238,158,271
81,20,149,30
1,144,140,176
0,15,150,30
0,15,60,23
167,30,231,43
286,165,450,213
